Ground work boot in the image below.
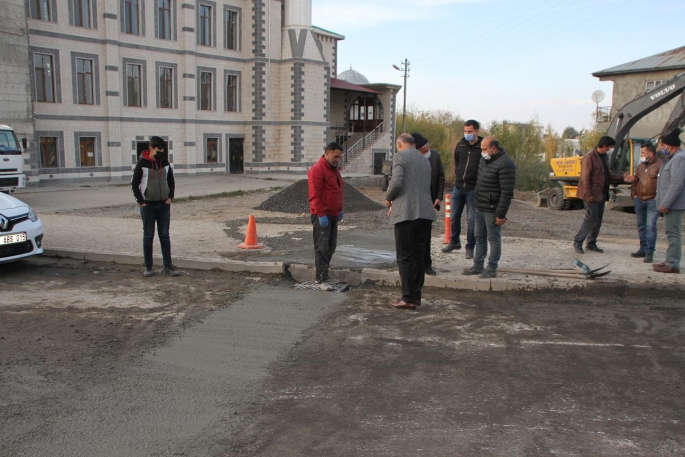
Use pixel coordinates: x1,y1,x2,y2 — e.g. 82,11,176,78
462,266,483,276
643,253,653,263
630,250,646,258
479,269,497,279
143,267,155,277
441,242,461,253
425,267,437,276
162,265,181,276
573,243,584,254
586,244,604,253
465,249,474,260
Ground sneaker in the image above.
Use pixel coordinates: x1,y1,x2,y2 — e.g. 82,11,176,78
630,250,646,258
573,243,584,254
143,268,155,277
317,280,334,291
465,249,474,259
162,265,181,276
462,266,484,276
425,267,437,276
586,244,604,253
479,269,497,279
643,253,653,263
441,242,462,253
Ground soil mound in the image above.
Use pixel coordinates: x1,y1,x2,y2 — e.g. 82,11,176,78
255,179,385,214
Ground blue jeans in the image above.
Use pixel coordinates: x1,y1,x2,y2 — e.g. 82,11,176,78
450,186,476,250
474,210,502,271
140,202,172,268
634,198,658,254
664,210,683,269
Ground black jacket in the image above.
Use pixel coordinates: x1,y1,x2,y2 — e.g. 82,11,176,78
131,150,175,204
454,136,482,191
427,149,445,202
474,149,516,219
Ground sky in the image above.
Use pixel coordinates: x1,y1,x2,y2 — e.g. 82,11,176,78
312,0,685,133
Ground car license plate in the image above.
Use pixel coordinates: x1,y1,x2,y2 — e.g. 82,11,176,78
0,232,27,245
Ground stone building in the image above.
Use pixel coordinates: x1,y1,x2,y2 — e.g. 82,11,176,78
0,0,399,184
593,46,685,137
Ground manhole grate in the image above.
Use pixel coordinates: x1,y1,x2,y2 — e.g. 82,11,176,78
293,281,350,292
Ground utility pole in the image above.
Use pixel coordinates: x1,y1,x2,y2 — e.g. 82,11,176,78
393,59,410,133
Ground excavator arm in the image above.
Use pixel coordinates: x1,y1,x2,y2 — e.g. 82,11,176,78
608,72,685,174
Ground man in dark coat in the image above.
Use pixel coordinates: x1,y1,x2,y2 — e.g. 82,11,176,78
442,119,482,259
573,136,624,254
411,133,445,276
462,136,516,279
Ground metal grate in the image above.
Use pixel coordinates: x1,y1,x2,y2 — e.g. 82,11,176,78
293,281,350,292
0,240,33,258
0,177,19,187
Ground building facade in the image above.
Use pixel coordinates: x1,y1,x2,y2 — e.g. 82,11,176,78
1,0,399,184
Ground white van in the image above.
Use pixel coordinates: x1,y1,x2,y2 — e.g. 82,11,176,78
0,125,27,193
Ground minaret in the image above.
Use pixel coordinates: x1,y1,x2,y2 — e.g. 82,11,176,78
281,0,328,165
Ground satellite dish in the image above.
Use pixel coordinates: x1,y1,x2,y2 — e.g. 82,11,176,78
591,90,605,103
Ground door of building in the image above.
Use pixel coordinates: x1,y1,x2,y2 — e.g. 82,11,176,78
373,152,385,175
229,138,244,174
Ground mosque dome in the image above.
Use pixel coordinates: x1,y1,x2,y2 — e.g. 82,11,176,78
337,67,369,85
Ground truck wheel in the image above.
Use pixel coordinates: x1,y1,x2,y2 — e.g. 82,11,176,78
381,175,389,192
547,187,566,210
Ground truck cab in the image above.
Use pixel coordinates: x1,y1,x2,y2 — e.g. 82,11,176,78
0,125,27,193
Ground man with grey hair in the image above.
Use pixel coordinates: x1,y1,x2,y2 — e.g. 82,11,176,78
385,133,437,309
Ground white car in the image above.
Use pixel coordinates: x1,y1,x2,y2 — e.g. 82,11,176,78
0,192,43,263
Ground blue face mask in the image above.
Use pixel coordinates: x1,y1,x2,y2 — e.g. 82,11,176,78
661,147,671,157
464,133,475,142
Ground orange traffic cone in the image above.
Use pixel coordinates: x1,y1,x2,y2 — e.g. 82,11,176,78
238,214,264,249
443,192,452,244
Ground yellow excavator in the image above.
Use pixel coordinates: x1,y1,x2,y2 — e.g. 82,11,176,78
547,72,685,211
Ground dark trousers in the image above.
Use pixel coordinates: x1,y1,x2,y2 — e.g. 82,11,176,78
311,215,339,282
395,218,432,304
424,222,433,269
140,202,172,268
450,186,476,249
574,200,605,246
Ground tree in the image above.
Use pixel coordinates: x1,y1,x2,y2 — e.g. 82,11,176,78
489,119,547,191
544,124,560,164
579,128,604,155
562,126,579,139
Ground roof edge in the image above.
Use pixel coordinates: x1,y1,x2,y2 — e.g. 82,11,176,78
312,26,345,40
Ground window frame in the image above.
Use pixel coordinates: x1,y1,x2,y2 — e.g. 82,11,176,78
205,136,219,163
223,5,241,51
155,61,178,109
30,47,62,104
121,0,145,36
196,0,216,47
155,0,176,40
645,80,665,92
197,66,216,111
69,0,97,29
122,58,147,108
28,0,57,22
224,70,240,112
74,131,102,167
39,136,59,168
71,52,100,106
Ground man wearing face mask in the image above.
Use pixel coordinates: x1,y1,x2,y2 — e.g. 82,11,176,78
462,136,516,279
572,136,624,254
411,132,445,276
653,128,685,274
308,142,345,290
442,119,482,259
624,143,662,264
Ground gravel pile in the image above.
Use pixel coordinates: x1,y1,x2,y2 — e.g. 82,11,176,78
255,179,385,214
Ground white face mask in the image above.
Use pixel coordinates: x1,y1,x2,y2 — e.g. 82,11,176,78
607,148,615,155
481,152,491,160
639,156,648,163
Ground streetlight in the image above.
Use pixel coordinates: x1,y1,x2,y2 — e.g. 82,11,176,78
393,59,410,134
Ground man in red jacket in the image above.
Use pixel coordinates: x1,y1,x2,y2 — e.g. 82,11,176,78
308,142,344,290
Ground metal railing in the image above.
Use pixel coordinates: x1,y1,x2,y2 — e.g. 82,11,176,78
341,122,384,164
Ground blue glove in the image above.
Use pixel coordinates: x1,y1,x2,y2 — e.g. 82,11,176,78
339,211,344,223
318,215,329,227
